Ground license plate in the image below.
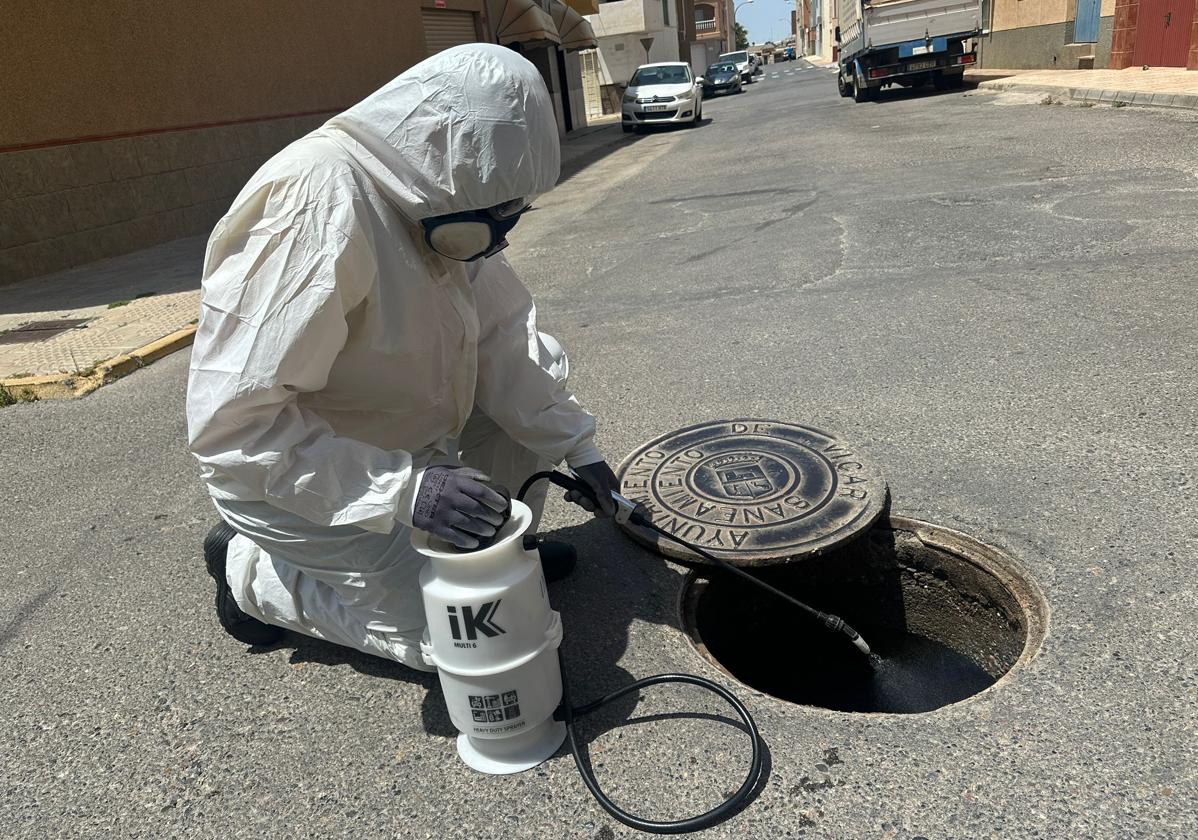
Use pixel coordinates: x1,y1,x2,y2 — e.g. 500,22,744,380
642,104,671,112
907,60,937,71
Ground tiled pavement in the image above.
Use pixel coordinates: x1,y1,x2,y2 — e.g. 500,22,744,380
970,66,1198,109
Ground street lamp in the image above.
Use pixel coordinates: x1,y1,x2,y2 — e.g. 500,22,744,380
732,0,753,49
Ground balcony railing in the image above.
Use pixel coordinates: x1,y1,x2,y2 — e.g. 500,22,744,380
695,18,718,33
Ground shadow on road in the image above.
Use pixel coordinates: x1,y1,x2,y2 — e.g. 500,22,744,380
247,513,772,820
256,635,458,736
0,235,206,316
627,118,712,138
858,79,983,105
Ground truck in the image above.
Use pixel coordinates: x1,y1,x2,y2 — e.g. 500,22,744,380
834,0,982,102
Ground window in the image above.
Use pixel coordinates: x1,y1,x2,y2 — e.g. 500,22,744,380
662,0,670,26
630,65,691,85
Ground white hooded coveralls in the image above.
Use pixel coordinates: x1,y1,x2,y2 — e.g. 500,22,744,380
186,45,600,670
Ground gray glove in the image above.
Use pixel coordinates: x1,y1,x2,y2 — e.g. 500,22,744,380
564,461,620,517
413,466,510,549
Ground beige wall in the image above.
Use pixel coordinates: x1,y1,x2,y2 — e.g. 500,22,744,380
0,1,437,287
0,113,334,283
991,0,1068,31
1,1,428,150
990,0,1115,32
587,0,649,36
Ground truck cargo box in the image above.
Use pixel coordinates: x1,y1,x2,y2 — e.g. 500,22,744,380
838,0,981,55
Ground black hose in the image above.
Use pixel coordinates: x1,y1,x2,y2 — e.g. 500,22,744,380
516,471,764,833
555,652,763,834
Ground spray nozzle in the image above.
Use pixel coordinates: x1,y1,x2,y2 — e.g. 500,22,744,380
821,614,872,655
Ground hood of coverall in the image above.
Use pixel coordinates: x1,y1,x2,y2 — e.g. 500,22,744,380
324,43,561,223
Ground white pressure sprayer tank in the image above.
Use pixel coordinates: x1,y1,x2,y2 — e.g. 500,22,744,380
413,500,567,775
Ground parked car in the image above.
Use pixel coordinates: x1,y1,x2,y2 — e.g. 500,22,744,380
702,61,743,96
718,50,755,83
621,62,704,132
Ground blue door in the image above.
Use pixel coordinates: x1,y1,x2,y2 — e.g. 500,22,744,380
1074,0,1101,42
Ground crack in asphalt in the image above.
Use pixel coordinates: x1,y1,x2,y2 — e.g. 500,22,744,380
650,185,814,204
0,584,60,652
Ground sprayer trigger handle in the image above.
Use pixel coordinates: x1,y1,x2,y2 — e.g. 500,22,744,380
612,493,636,525
564,467,636,523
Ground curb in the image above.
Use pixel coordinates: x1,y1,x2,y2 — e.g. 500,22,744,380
0,324,197,403
975,79,1198,111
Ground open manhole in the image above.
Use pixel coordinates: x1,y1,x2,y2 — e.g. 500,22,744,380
680,516,1046,714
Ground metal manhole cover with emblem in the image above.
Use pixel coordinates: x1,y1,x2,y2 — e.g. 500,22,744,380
616,419,888,567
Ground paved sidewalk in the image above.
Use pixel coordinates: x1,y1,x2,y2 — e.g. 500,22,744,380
0,120,638,401
0,237,205,399
968,66,1198,109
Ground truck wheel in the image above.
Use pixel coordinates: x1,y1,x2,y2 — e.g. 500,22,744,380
852,80,872,103
837,72,851,98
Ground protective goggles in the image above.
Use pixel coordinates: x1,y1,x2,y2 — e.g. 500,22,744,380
421,198,530,262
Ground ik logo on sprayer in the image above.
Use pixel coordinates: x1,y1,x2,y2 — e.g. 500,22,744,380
447,600,506,647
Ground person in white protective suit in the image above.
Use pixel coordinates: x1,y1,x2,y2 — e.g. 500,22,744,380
187,44,619,671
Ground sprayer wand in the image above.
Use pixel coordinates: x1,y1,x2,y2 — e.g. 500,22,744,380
519,470,872,657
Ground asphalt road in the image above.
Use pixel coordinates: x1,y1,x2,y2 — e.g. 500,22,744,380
3,63,1197,839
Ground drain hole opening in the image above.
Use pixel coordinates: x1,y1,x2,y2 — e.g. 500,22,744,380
681,518,1044,714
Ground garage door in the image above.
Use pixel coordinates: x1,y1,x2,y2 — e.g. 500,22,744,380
422,9,480,56
1132,0,1196,66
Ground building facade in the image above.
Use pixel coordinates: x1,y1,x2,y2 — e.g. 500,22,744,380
980,0,1197,68
489,0,601,135
582,0,684,114
687,0,737,72
979,0,1116,67
0,0,598,287
803,0,837,61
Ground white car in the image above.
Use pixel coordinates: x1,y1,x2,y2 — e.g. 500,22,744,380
718,50,755,84
621,62,704,133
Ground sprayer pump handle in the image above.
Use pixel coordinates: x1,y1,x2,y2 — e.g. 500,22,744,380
469,479,512,550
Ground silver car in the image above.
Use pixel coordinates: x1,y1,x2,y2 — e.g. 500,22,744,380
621,62,704,133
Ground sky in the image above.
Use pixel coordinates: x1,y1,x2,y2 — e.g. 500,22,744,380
732,0,798,46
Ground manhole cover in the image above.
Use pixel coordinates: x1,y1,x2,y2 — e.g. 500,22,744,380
616,419,888,566
680,516,1048,713
0,318,89,345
